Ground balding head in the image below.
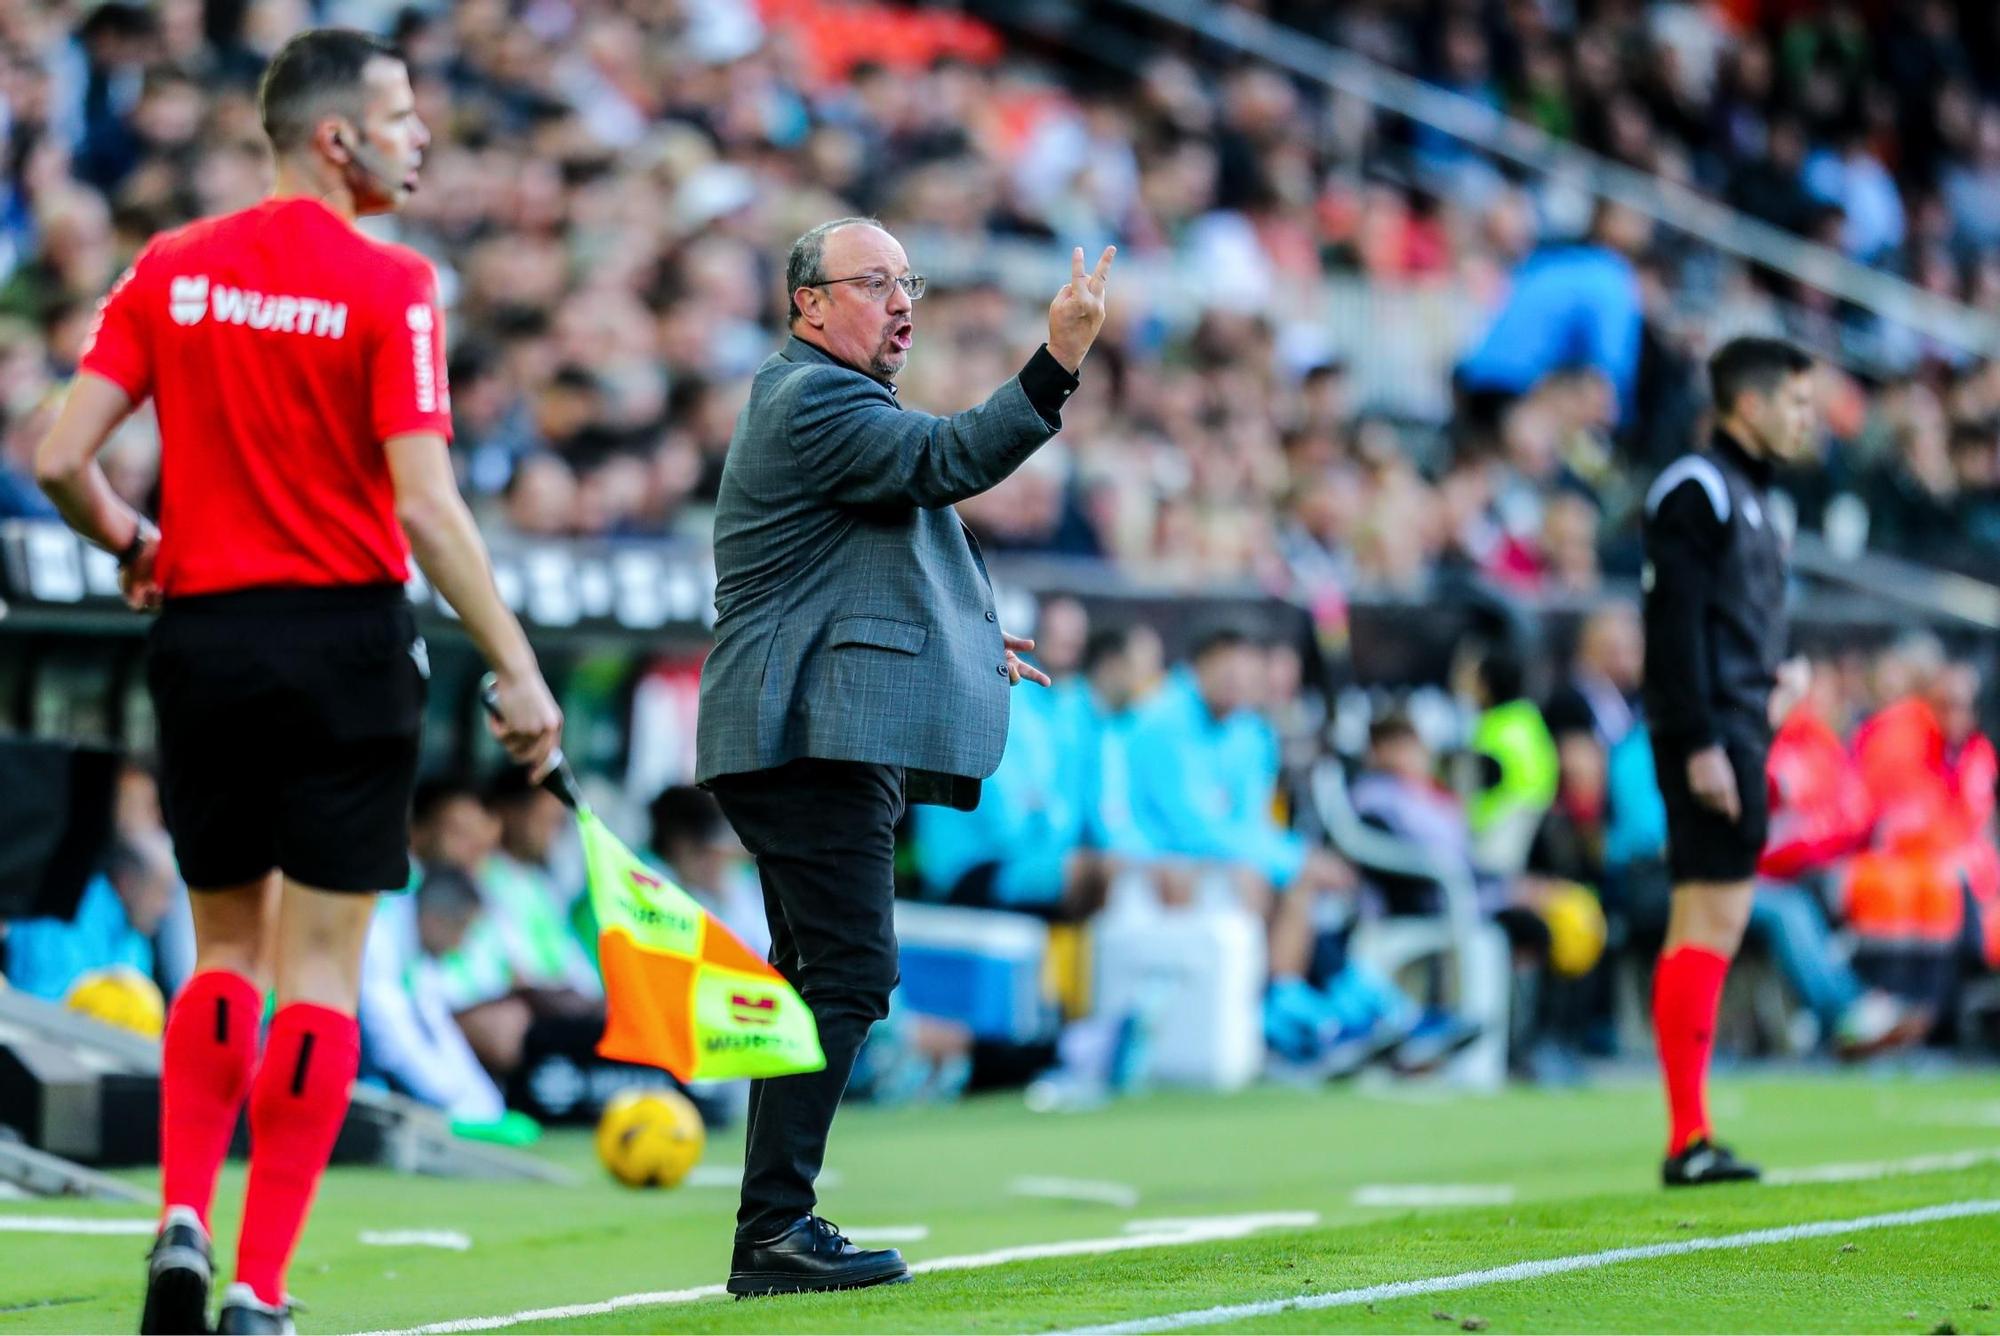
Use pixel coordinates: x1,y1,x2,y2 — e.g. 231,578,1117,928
785,217,879,323
786,218,918,381
1577,600,1642,692
1929,660,1982,746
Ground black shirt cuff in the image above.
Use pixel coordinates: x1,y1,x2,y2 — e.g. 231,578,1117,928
1018,344,1080,428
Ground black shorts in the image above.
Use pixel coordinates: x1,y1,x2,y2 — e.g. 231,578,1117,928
1653,728,1769,885
148,583,426,893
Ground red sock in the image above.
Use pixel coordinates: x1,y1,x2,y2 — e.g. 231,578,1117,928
234,1004,359,1305
160,970,262,1229
1652,944,1731,1155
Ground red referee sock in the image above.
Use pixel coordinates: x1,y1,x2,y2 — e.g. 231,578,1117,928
1652,944,1732,1155
235,1004,360,1306
160,970,262,1230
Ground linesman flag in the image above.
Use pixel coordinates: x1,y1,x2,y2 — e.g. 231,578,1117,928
580,804,824,1079
482,679,825,1081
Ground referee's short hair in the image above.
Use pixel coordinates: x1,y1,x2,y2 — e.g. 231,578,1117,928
259,28,402,154
1708,336,1812,414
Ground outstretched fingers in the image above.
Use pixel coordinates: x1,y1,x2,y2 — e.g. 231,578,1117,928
1089,245,1117,293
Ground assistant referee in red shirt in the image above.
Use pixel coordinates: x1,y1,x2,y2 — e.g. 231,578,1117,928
36,29,561,1336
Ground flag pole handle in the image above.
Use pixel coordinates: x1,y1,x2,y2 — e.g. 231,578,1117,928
478,673,584,810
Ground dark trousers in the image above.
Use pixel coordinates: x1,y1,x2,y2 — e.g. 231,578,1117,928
708,757,904,1243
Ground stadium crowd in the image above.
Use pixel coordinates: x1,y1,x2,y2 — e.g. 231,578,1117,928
3,0,2000,1121
7,0,2000,592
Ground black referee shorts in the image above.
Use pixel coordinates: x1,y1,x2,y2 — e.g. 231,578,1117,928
147,583,426,893
1652,726,1770,886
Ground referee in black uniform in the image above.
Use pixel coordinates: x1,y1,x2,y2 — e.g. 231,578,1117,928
1642,336,1815,1186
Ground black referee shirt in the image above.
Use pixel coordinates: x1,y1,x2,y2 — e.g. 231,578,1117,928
1641,428,1790,750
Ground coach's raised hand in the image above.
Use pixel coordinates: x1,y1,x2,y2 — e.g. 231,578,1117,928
1047,245,1115,373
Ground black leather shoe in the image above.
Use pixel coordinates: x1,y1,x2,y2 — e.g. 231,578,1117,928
728,1216,912,1298
140,1207,212,1335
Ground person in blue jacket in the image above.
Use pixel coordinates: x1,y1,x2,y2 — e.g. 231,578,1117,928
914,628,1124,920
4,842,170,1001
1121,626,1363,1055
1457,202,1648,423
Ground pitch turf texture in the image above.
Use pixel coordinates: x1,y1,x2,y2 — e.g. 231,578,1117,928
6,1072,2000,1334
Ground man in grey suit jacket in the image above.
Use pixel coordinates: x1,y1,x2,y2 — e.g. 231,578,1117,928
698,217,1113,1296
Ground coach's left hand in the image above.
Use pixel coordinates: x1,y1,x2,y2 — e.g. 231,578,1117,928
1003,632,1052,688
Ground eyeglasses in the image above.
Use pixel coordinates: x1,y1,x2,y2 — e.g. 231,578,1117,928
808,272,927,302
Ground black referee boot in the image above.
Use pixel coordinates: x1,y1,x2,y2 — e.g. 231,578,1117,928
140,1207,212,1335
728,1216,912,1297
214,1284,296,1335
1662,1138,1762,1187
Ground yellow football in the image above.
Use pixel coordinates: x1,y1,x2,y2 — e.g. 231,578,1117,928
1539,881,1609,978
595,1087,706,1189
64,966,166,1039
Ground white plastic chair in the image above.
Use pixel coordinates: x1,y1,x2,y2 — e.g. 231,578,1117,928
1309,758,1511,1089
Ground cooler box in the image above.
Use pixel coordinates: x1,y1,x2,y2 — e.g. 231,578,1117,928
893,902,1052,1042
1093,901,1266,1091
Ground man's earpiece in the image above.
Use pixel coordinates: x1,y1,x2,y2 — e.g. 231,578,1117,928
333,129,396,196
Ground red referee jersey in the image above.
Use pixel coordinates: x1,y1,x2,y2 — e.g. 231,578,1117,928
79,196,452,598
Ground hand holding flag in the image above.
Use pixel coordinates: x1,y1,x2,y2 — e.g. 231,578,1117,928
479,677,825,1081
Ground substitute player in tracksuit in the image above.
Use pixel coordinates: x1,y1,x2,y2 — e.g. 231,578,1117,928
36,30,562,1334
1642,336,1816,1187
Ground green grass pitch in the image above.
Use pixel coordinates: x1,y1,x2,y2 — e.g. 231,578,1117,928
4,1070,1999,1333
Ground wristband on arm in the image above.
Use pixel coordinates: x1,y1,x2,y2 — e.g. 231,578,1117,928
116,520,155,568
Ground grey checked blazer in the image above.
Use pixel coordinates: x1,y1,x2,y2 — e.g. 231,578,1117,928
695,336,1066,809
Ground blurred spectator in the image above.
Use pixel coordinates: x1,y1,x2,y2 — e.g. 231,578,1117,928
3,839,168,1000
1107,625,1476,1067
3,762,185,1001
1543,601,1644,750
1351,713,1563,1077
1758,677,1925,1056
914,675,1114,921
437,767,600,1077
1456,202,1649,424
411,776,502,875
1847,656,2000,1014
645,784,768,958
1454,642,1560,875
360,864,509,1123
1122,626,1355,975
1803,125,1907,263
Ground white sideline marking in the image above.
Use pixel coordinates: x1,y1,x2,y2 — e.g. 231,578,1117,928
1914,1102,2000,1129
1123,1213,1319,1235
314,1144,2000,1335
681,1165,739,1188
683,1165,843,1189
1062,1198,2000,1335
360,1231,473,1252
0,1216,155,1236
1352,1184,1516,1208
345,1214,1319,1335
1342,1147,2000,1206
1009,1176,1141,1208
1766,1147,2000,1185
843,1225,930,1243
